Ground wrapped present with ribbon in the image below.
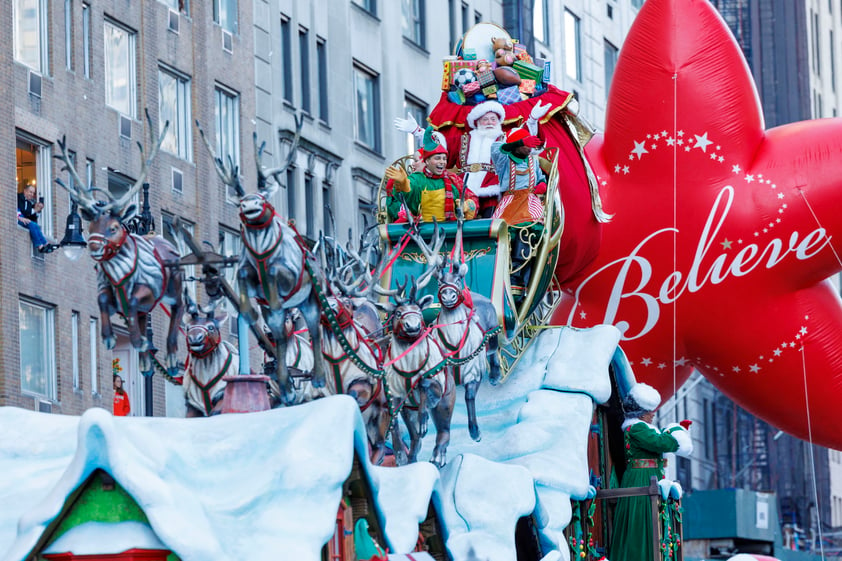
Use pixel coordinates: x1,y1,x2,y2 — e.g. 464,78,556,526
462,80,481,96
542,60,551,83
481,83,498,97
513,42,533,63
518,79,536,95
513,60,543,83
441,59,455,90
448,89,467,104
496,85,521,105
463,48,477,61
476,69,496,87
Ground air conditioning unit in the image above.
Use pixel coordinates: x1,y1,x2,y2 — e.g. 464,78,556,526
119,115,132,139
38,400,52,413
171,167,183,194
168,9,180,33
28,70,42,98
222,30,233,53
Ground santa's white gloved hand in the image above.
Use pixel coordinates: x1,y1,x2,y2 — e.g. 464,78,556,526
394,113,423,137
527,100,552,136
530,100,552,121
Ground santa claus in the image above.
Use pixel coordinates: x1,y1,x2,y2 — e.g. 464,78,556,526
395,100,551,218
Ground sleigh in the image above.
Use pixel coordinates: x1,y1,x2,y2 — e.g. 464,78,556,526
376,147,564,381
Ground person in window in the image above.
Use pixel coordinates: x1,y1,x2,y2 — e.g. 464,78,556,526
384,127,478,222
610,383,693,561
113,374,131,416
17,183,57,254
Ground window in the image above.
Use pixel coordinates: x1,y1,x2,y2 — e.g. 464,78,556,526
358,198,375,238
317,38,329,122
631,0,644,8
812,11,821,75
462,2,470,35
20,298,56,400
16,134,53,238
15,0,49,72
280,16,293,104
299,28,311,114
160,0,189,15
82,3,91,78
354,64,381,152
286,167,297,220
162,213,196,299
305,173,316,238
323,183,333,237
402,0,425,48
104,20,137,117
85,158,94,187
65,0,74,71
474,10,481,24
72,312,81,390
403,94,427,154
352,0,376,15
159,67,192,160
564,10,581,81
213,0,238,34
90,317,98,394
218,226,241,323
604,39,619,99
832,30,836,92
215,86,240,172
534,0,549,44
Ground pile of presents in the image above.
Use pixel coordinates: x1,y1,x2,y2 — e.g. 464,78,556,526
443,36,550,106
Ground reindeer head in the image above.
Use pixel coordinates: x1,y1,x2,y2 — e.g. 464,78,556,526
390,276,435,341
437,258,470,310
55,111,167,262
183,291,227,359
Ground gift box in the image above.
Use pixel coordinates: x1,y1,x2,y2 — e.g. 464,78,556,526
448,89,467,104
496,85,521,105
542,61,551,83
463,48,477,61
518,79,536,95
476,69,496,87
513,60,543,83
441,60,454,90
462,81,481,96
513,43,533,63
481,83,498,96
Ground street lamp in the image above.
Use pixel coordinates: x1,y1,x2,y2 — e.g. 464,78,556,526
59,201,87,261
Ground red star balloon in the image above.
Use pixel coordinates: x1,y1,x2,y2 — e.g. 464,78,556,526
553,0,842,447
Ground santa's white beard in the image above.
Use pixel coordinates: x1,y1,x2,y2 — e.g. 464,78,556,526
465,124,504,196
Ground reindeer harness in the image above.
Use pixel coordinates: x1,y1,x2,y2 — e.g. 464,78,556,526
98,235,169,318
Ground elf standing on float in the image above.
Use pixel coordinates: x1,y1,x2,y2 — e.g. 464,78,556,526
610,383,693,561
385,126,479,222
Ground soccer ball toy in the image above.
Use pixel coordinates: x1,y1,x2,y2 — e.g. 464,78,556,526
453,68,478,90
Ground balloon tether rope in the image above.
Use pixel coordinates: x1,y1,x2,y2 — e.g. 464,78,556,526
799,344,826,561
798,188,842,268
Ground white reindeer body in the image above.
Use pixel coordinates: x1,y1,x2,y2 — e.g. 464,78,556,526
239,219,309,310
321,324,379,396
96,235,169,310
436,305,487,386
385,335,447,404
184,340,238,416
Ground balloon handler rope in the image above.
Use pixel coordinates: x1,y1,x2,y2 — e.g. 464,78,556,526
799,344,826,561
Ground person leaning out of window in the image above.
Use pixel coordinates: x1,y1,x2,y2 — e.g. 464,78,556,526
17,183,58,254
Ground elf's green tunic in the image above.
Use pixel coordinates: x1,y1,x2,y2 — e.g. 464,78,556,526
610,420,682,561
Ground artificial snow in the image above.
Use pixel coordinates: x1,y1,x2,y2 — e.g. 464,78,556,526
0,324,621,561
42,521,167,555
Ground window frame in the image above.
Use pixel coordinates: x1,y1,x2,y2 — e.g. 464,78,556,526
280,15,294,104
403,93,428,155
213,0,238,35
214,85,241,174
14,0,49,73
82,3,91,79
564,9,582,82
604,39,619,99
353,63,382,153
65,0,75,71
19,297,57,401
317,37,329,123
16,133,54,238
402,0,426,48
352,0,376,16
533,0,549,45
104,19,138,118
299,27,311,114
158,65,193,161
72,311,81,390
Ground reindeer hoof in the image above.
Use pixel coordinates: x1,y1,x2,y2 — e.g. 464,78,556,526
470,425,482,442
430,450,447,468
103,335,117,350
311,372,326,389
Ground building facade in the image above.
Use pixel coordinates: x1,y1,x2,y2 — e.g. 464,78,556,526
5,0,257,417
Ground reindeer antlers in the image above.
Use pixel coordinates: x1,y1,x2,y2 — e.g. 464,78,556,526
405,221,445,291
55,109,168,217
255,112,304,193
197,119,245,200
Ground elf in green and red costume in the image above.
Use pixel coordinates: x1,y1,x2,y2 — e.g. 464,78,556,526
385,127,478,222
610,383,693,561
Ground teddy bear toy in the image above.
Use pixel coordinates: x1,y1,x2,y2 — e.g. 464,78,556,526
491,37,521,87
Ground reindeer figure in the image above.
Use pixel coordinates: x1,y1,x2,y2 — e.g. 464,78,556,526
382,225,456,468
55,117,184,373
265,309,322,406
407,220,501,442
182,293,238,417
198,118,325,401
